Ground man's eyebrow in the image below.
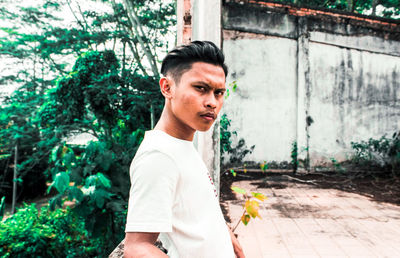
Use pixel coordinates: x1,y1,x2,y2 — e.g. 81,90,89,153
192,81,226,91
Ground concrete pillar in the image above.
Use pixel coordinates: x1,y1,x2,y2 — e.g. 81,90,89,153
177,0,223,197
191,0,222,44
176,0,192,44
192,0,222,197
296,17,312,172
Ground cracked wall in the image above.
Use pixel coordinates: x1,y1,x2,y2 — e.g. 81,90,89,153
222,2,400,167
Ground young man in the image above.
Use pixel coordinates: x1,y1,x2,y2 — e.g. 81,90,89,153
124,41,244,258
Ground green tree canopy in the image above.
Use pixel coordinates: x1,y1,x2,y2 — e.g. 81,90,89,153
0,0,175,201
280,0,399,18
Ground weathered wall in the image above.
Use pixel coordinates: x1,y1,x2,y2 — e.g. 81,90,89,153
308,43,400,164
222,1,400,167
222,35,298,162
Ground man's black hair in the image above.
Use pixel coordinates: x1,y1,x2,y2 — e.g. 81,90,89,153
160,40,228,83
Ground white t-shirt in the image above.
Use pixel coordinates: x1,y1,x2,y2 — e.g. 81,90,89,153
125,130,234,258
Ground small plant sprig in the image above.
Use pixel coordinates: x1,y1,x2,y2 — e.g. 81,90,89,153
260,161,268,172
230,186,267,232
330,157,346,173
291,141,298,173
229,164,248,177
225,80,238,99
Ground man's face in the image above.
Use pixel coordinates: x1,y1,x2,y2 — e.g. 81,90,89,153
168,62,226,134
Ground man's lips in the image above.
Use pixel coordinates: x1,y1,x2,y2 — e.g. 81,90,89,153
200,112,216,121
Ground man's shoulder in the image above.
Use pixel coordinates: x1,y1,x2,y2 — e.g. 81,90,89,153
133,144,173,168
135,130,193,161
130,133,180,173
134,133,172,160
129,148,179,183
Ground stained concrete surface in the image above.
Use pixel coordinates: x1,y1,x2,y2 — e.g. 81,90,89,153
222,2,400,166
227,177,400,258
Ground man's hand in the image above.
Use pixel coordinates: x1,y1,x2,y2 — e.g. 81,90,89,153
124,232,168,258
227,225,245,258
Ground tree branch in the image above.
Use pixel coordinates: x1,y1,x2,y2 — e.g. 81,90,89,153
127,41,149,77
66,0,85,30
122,0,159,77
66,0,94,50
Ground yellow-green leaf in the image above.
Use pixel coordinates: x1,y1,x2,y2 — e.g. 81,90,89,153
260,161,267,171
251,192,267,201
245,200,260,218
231,186,246,195
241,214,250,225
61,146,69,157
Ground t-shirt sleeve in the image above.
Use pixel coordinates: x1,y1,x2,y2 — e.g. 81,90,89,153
125,150,179,233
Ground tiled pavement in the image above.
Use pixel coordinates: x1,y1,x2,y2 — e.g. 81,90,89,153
226,175,400,258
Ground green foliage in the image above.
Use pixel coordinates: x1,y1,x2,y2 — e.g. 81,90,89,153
260,160,268,172
0,0,174,201
330,157,346,173
276,0,400,18
230,186,267,231
39,48,152,254
351,132,400,175
1,0,175,255
230,168,237,177
0,87,52,200
225,80,238,99
220,114,255,166
291,141,298,173
46,134,144,254
290,143,309,170
0,204,101,257
220,114,237,162
231,186,246,194
38,50,162,141
0,196,5,221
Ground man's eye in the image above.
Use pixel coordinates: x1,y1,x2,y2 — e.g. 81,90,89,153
215,91,225,96
195,86,206,91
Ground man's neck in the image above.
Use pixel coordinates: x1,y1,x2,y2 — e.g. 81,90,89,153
154,109,196,141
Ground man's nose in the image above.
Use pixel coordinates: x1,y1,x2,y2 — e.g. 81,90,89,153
205,93,217,109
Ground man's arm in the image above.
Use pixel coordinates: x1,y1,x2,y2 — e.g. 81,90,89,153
125,152,178,257
227,225,245,258
124,232,168,258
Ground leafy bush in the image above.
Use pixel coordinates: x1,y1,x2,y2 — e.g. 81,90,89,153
0,204,101,257
220,114,255,166
0,196,5,221
47,129,144,254
35,50,154,254
0,92,53,201
220,114,237,162
1,1,174,255
291,141,298,173
351,131,400,175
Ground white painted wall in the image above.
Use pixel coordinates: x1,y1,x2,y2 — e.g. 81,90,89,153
222,5,400,167
223,38,298,162
308,42,400,164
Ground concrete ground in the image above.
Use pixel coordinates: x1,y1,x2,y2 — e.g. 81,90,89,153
227,175,400,258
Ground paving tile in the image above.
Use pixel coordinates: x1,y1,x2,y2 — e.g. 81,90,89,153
271,218,320,257
229,202,264,258
228,178,400,258
252,211,291,257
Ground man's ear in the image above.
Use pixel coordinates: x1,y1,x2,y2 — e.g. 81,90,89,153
159,77,173,99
